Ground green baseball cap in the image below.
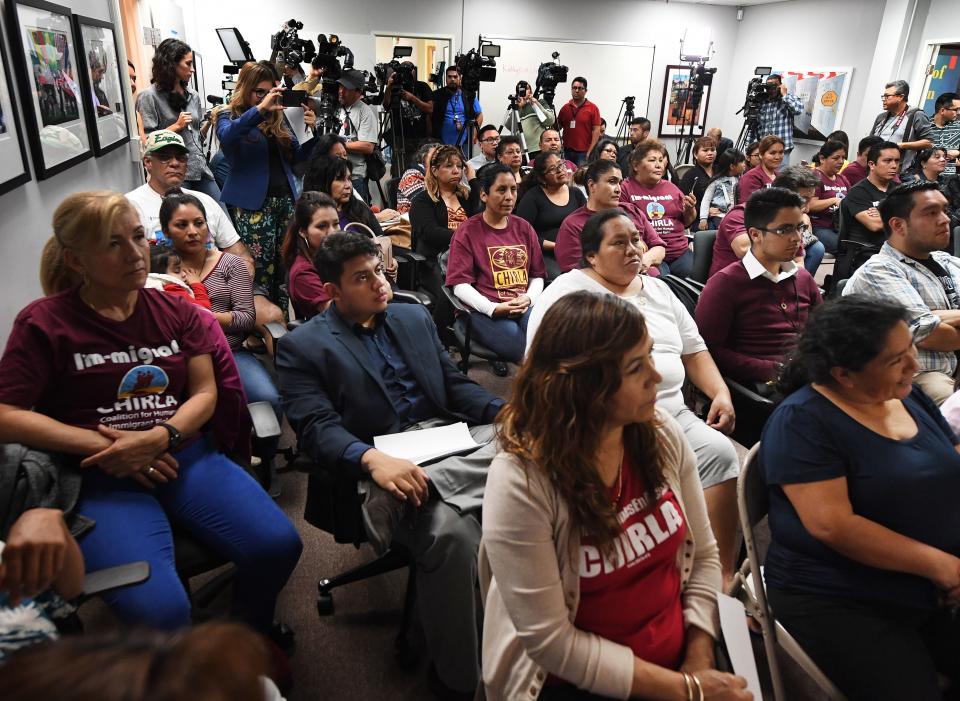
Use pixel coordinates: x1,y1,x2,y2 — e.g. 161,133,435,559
144,129,188,154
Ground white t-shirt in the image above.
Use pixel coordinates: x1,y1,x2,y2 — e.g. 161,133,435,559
340,99,378,179
125,183,240,249
525,269,707,415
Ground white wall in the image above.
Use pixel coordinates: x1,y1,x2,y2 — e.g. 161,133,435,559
0,0,141,343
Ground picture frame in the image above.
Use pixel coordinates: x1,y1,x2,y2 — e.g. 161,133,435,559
5,0,91,179
73,14,130,156
770,66,854,143
658,64,711,138
0,18,31,196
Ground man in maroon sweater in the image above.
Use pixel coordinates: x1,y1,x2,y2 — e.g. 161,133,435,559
696,187,822,385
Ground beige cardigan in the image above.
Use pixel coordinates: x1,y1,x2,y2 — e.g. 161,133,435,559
479,410,722,701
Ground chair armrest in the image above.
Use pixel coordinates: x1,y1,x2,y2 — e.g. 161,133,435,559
725,378,776,407
392,289,432,306
263,321,289,344
248,400,282,439
80,561,151,600
394,251,427,263
443,285,470,316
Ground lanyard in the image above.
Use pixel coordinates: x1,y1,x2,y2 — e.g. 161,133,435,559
882,106,909,135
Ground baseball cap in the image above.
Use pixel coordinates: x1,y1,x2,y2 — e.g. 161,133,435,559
144,129,188,154
336,69,365,92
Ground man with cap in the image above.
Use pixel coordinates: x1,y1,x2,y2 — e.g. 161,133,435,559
337,69,378,202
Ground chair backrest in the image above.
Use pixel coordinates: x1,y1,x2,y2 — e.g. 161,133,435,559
834,278,849,296
690,229,717,283
675,163,694,181
660,274,699,318
438,249,450,278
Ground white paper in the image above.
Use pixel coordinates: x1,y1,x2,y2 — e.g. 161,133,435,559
374,422,479,465
283,106,311,141
716,593,764,701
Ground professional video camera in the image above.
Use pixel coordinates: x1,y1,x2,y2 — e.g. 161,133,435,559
533,52,568,105
734,67,774,150
307,33,357,134
373,45,416,103
270,19,315,68
454,39,500,93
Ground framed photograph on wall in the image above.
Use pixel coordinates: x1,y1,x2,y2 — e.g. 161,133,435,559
5,0,91,179
73,14,130,156
0,21,31,196
658,64,711,138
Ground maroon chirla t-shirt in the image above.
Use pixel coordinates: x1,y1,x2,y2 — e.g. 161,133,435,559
811,169,850,229
575,456,687,670
0,288,215,431
445,214,546,304
619,178,689,262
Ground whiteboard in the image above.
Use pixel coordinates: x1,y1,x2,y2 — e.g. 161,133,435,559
479,35,655,140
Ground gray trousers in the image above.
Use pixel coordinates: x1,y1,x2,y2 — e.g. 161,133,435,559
391,422,497,693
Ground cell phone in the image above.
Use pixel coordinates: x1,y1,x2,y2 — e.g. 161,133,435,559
280,89,307,107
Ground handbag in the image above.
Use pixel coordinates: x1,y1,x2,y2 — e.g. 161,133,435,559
342,222,396,280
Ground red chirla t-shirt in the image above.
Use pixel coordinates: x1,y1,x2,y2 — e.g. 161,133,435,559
619,179,689,262
575,455,687,670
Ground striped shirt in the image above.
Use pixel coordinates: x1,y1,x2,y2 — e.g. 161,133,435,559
202,253,256,350
930,119,960,176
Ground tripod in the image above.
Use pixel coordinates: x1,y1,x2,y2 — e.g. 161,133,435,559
499,94,531,164
379,92,408,176
734,104,760,153
614,96,635,147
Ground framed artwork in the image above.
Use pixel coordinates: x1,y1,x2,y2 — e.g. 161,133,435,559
5,0,91,179
771,67,853,142
73,15,130,156
0,19,31,196
658,64,711,138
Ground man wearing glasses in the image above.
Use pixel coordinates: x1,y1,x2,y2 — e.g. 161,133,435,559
557,77,601,166
696,186,822,387
930,92,960,177
467,124,500,171
870,80,933,174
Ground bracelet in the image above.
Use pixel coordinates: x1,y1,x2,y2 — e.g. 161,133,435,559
681,672,694,701
691,673,704,701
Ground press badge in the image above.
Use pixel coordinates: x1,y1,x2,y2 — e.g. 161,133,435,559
569,120,576,129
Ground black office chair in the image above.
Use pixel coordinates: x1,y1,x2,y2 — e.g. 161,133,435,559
826,202,879,296
688,229,717,285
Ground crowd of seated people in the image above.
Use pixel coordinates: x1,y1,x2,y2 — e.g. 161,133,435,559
8,45,960,701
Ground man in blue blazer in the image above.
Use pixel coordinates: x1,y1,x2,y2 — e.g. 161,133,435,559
277,232,502,698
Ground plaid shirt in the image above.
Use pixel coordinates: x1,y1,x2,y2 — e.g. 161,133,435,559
931,119,960,176
844,242,960,375
757,93,803,151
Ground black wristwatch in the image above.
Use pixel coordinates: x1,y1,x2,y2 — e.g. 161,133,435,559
159,422,182,451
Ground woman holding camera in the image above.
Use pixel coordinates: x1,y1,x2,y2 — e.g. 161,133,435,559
136,39,219,201
216,61,318,315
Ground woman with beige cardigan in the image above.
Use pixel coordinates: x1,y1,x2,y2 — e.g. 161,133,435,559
480,292,750,701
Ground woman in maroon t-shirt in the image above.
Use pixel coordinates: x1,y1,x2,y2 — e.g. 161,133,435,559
807,140,850,254
737,135,784,203
0,191,300,634
621,139,698,277
481,292,749,701
280,190,340,320
445,165,547,363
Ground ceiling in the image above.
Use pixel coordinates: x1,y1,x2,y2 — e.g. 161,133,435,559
663,0,793,5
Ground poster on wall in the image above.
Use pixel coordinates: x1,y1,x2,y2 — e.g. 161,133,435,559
920,46,960,114
0,20,31,196
6,0,92,179
771,66,853,142
659,65,711,137
74,15,131,156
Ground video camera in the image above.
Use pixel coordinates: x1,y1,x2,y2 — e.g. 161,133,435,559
742,67,778,115
533,52,568,105
373,45,416,101
454,39,500,93
306,33,358,134
270,19,315,68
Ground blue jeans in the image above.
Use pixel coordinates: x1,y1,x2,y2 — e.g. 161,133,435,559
233,349,281,463
804,240,825,275
352,176,371,204
814,226,840,254
469,308,531,363
76,438,302,631
564,149,586,166
664,248,695,278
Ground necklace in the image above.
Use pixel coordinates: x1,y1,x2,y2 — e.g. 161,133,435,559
611,445,626,506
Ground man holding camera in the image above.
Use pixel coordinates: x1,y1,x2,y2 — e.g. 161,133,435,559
338,69,379,202
514,81,556,159
432,66,483,150
557,77,601,166
382,62,433,173
756,74,802,164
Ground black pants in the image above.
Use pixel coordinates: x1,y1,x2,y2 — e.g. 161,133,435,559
768,586,960,701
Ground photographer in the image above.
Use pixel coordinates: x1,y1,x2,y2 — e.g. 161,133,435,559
280,59,306,90
756,74,803,164
514,81,555,159
432,65,483,149
337,69,378,202
381,61,433,173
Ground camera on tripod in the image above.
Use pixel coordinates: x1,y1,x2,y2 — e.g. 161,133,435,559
271,19,316,67
454,39,500,93
534,52,568,105
306,32,357,134
374,45,416,101
742,67,778,113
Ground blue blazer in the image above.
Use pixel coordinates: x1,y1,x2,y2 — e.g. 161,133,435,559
276,303,501,478
216,106,316,211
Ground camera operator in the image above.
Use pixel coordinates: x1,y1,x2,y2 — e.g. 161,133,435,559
617,117,651,173
432,65,484,149
293,56,326,96
382,61,434,172
515,80,555,159
756,74,803,164
337,69,378,202
557,76,601,166
280,59,306,90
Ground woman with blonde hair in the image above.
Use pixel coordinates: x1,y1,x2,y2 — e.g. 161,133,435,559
0,191,301,634
215,61,318,314
481,291,750,701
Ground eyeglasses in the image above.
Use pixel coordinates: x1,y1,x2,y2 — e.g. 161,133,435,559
881,93,902,100
544,165,567,174
252,88,269,98
151,151,188,163
480,136,501,143
757,223,810,237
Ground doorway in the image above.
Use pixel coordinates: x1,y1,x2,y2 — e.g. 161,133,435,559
374,35,452,90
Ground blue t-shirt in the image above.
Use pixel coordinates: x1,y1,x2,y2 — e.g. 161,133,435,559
441,91,482,146
761,384,960,610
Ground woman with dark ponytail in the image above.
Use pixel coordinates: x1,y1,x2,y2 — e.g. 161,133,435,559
762,294,960,700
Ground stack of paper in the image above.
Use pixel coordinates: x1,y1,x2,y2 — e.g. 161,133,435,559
374,422,479,465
